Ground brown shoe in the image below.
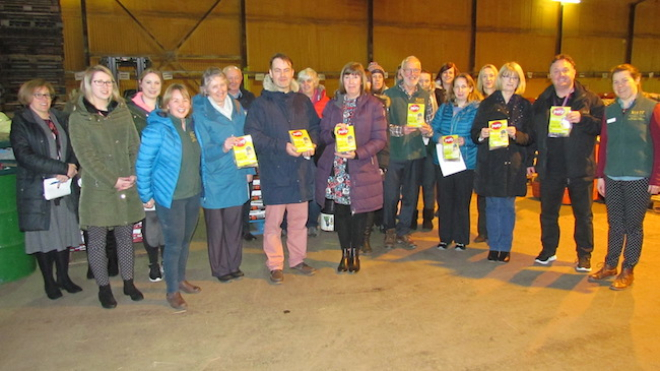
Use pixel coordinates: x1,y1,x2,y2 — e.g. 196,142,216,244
179,280,201,294
610,267,634,291
396,234,417,250
166,291,187,310
269,269,284,284
588,265,618,282
384,229,396,249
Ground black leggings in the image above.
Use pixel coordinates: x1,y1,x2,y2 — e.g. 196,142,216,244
334,203,367,249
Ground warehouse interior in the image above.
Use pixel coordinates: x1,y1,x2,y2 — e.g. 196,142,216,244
1,0,660,370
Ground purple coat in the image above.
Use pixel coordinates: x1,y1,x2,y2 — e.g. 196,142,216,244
315,93,387,214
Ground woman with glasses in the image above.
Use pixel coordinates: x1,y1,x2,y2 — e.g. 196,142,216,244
589,64,660,290
471,62,533,263
10,79,83,300
69,65,145,308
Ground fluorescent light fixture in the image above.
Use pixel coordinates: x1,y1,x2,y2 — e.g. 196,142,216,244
553,0,581,3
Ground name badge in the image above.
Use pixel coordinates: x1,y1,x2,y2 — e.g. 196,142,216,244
606,118,616,124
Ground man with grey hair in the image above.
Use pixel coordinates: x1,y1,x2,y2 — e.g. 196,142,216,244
382,56,434,250
223,65,256,111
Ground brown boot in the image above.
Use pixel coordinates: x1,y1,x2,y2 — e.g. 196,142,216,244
384,228,396,249
610,267,634,291
167,291,188,310
588,264,618,282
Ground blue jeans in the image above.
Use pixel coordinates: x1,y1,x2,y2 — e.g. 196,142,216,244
486,197,516,252
156,194,201,294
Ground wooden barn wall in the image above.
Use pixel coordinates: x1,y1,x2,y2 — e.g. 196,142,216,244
57,0,660,100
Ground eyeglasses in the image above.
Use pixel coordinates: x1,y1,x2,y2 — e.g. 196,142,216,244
502,74,520,81
92,80,114,86
33,93,52,99
403,68,421,75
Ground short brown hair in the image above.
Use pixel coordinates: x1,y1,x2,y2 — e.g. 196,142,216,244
162,83,190,111
17,79,55,106
550,54,576,71
270,53,293,69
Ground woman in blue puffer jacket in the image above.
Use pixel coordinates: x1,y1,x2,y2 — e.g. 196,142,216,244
136,84,202,310
431,73,482,252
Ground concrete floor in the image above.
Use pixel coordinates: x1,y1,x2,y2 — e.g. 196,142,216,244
1,190,660,371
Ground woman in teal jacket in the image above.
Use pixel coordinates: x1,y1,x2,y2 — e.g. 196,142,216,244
193,68,254,283
136,84,202,310
431,73,482,252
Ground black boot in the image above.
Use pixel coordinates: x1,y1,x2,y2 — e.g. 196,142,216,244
422,208,434,231
411,210,418,230
337,248,349,273
34,252,62,300
123,279,144,301
362,226,373,254
348,247,360,273
498,251,511,263
55,250,82,293
106,231,119,277
83,231,94,279
98,284,117,309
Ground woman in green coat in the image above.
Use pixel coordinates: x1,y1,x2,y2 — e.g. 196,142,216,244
69,65,145,309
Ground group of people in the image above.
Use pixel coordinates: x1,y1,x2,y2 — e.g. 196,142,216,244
9,52,659,311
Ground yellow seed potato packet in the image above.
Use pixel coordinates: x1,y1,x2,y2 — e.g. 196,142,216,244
233,135,258,168
335,125,356,152
289,129,314,153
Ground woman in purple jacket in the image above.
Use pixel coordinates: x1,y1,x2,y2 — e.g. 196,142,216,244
315,62,387,273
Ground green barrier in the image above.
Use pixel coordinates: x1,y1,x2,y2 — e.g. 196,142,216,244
0,170,35,283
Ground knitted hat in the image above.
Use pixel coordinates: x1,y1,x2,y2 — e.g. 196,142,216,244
368,62,385,76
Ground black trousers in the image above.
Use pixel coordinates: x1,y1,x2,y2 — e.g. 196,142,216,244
539,176,594,258
334,203,367,249
436,168,474,245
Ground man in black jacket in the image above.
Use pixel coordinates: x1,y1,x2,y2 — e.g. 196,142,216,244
527,55,604,272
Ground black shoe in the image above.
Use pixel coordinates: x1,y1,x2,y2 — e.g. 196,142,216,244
487,250,498,262
534,251,557,265
99,285,117,309
217,274,234,283
436,242,449,250
498,251,511,263
123,279,144,301
45,281,63,300
149,263,163,282
455,243,467,251
231,270,245,278
242,233,257,241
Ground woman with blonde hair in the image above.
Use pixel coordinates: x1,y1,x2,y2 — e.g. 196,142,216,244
69,65,145,308
473,64,499,244
471,62,533,263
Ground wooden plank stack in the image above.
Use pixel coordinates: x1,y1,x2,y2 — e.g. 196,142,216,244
0,0,65,110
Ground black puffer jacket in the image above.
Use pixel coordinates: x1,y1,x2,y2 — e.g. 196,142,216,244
9,107,78,231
